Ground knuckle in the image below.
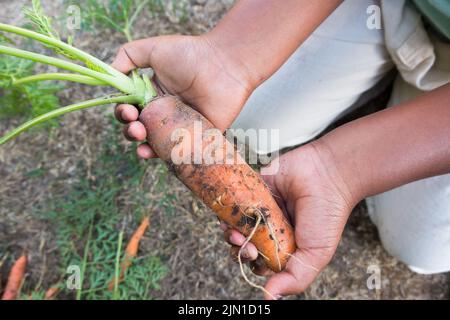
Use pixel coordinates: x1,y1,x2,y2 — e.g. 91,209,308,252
118,44,129,54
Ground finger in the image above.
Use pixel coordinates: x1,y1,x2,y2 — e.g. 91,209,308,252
115,104,139,123
111,38,158,74
250,257,272,277
260,164,280,203
263,249,325,300
229,230,258,260
242,243,258,261
223,229,234,245
228,229,258,252
260,157,282,179
260,162,289,218
229,245,258,263
225,230,258,261
228,229,246,246
219,221,228,231
136,143,157,159
260,165,276,186
230,246,251,263
122,121,147,141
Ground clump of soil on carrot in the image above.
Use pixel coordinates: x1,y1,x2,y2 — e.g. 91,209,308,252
1,0,449,300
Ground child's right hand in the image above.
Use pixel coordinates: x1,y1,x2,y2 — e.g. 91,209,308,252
111,34,255,158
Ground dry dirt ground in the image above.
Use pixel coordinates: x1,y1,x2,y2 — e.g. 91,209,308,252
0,0,449,300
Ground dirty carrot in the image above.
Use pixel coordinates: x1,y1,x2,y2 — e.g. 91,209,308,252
108,216,150,291
140,97,296,272
2,254,27,300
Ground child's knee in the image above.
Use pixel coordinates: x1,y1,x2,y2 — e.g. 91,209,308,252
367,174,450,274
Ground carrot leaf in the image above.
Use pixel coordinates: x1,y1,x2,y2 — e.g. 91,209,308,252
23,0,77,60
0,55,61,122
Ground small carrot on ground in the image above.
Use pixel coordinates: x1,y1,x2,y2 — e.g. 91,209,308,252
108,216,150,291
45,285,60,300
1,253,27,300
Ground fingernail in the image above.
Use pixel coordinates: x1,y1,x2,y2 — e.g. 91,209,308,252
229,233,237,244
120,110,127,121
128,122,140,138
127,127,134,139
241,247,249,259
274,294,282,300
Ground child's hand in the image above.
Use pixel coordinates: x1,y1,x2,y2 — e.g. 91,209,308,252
111,34,254,158
222,143,358,299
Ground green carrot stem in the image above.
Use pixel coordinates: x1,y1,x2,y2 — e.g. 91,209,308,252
13,73,107,86
0,45,132,93
0,23,127,81
123,28,133,43
128,0,150,30
0,95,142,145
123,0,150,41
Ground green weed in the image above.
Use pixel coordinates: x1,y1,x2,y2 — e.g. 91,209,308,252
0,55,62,123
0,2,65,123
72,0,163,41
37,118,169,300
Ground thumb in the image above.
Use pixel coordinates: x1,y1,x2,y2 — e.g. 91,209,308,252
260,159,289,219
264,249,327,299
111,38,159,74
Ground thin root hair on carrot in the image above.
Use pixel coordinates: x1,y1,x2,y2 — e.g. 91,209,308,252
237,213,276,300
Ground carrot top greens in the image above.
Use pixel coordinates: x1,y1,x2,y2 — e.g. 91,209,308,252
0,0,157,145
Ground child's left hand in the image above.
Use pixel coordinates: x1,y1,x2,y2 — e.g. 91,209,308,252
222,142,358,299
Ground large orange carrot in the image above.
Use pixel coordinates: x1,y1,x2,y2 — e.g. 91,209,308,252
2,254,27,300
107,216,150,290
139,96,296,272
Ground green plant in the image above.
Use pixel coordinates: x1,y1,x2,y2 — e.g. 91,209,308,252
0,0,157,145
0,47,62,122
38,119,167,300
0,1,170,300
20,290,46,300
79,0,160,41
119,255,167,299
